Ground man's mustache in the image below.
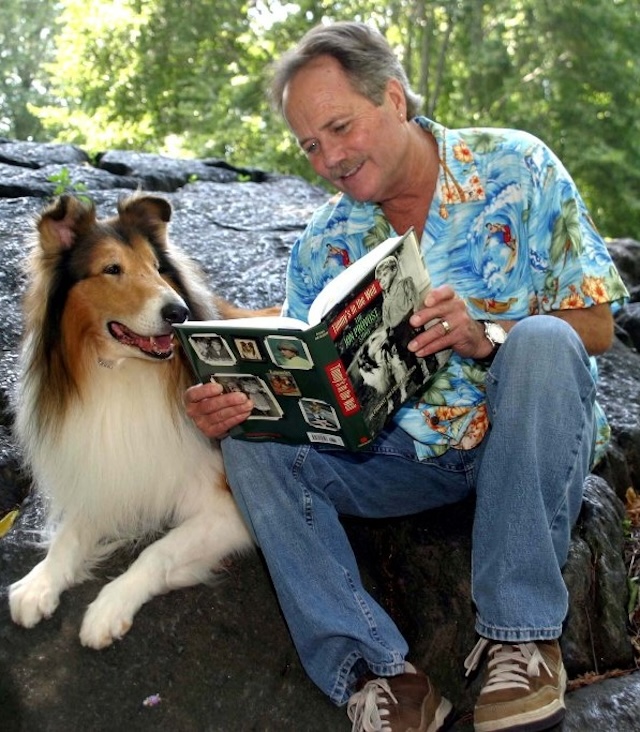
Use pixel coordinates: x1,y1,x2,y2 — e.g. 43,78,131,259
328,158,364,181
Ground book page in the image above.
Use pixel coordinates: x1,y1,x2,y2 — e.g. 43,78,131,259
178,315,309,331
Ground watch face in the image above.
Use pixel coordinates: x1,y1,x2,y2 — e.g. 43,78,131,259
486,322,507,345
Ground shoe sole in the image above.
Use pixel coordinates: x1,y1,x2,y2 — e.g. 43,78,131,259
474,666,566,732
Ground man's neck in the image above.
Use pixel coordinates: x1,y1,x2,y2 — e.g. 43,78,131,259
381,126,440,236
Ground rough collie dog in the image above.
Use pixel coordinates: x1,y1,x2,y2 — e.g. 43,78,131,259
8,194,261,649
355,327,410,414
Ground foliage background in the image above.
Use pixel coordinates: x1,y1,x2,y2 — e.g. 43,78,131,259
1,0,638,237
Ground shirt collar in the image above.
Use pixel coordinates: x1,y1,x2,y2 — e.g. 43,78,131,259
414,116,487,216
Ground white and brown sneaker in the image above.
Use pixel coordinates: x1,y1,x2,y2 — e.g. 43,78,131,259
464,639,567,732
347,662,453,732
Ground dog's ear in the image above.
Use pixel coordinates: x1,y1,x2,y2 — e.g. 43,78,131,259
37,195,96,253
117,195,172,243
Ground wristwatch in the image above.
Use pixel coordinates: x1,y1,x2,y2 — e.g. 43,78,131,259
477,320,508,364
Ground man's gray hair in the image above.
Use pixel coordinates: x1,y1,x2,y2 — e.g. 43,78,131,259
269,21,423,119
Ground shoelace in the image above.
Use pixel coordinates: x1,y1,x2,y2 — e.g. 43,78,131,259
347,678,397,732
464,638,552,692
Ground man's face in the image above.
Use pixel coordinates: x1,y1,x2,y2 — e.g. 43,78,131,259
282,55,408,204
377,265,396,291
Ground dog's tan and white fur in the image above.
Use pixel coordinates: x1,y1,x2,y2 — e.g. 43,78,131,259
9,194,263,649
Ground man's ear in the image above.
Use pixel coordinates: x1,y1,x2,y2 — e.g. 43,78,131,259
385,78,406,118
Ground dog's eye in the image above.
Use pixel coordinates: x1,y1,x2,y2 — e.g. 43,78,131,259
103,263,122,275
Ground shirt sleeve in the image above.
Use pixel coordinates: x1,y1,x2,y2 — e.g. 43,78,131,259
525,141,628,313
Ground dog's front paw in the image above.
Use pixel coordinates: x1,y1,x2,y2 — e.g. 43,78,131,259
79,590,134,649
9,569,61,628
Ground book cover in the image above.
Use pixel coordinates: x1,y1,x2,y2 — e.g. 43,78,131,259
174,229,449,449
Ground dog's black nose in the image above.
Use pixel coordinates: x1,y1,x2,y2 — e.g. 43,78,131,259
162,302,190,324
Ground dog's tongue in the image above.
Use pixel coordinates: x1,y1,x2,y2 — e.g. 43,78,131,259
110,322,173,356
142,334,173,355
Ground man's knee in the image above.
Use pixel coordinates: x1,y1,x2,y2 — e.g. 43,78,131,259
502,315,588,370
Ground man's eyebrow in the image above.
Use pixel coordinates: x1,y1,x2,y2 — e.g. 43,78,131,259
298,116,343,148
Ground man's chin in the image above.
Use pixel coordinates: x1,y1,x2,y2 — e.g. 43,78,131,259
336,180,377,203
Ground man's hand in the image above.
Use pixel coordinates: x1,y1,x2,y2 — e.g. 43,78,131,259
408,285,510,360
184,382,253,439
408,285,614,359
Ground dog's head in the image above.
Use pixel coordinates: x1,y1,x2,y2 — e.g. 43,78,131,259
354,327,394,394
27,194,214,367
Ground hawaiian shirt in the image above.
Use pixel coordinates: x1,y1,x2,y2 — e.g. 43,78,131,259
283,117,629,464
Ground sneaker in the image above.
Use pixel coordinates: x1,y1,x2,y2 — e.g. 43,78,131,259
464,638,567,732
347,662,453,732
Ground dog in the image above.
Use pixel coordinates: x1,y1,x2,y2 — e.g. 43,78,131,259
8,194,276,649
354,327,411,414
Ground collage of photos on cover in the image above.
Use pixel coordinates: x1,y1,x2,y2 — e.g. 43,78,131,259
186,332,342,433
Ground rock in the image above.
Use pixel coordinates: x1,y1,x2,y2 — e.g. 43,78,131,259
0,139,640,730
562,476,633,673
0,139,89,168
563,672,640,732
0,497,346,732
97,149,240,190
595,339,640,496
615,301,640,353
607,238,640,292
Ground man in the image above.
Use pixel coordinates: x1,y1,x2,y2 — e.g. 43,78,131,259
186,21,627,732
375,253,436,393
376,256,417,324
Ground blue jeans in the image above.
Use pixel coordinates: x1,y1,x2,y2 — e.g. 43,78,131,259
222,316,596,705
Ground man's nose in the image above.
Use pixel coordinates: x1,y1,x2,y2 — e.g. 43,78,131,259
321,138,346,171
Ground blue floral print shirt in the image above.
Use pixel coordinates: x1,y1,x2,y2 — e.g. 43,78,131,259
283,118,629,463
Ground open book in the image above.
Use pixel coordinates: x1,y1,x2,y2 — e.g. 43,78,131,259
174,228,450,450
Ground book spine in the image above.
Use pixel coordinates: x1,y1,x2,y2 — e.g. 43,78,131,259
300,326,375,450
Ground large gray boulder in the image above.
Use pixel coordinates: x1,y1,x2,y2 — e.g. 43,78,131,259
0,142,639,731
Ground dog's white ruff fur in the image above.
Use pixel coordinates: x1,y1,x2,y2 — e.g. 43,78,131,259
10,350,252,649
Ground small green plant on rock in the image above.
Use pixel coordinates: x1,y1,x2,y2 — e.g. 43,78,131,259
47,168,90,202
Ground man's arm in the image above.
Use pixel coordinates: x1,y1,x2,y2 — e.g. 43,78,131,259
408,286,615,360
550,303,614,356
471,304,615,359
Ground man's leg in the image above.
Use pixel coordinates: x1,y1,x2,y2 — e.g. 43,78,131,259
222,425,475,706
468,315,596,731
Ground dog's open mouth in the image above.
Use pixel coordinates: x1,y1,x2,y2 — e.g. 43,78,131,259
108,322,175,359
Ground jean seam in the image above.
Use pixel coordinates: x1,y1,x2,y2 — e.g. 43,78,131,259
549,381,596,527
331,650,363,705
474,617,562,642
343,567,397,649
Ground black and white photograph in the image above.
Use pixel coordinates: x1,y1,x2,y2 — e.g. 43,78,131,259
299,398,340,432
188,333,236,365
212,373,283,420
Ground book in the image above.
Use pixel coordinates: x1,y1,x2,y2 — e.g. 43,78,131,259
174,228,450,450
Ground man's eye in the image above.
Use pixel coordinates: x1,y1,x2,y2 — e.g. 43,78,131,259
304,140,319,155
